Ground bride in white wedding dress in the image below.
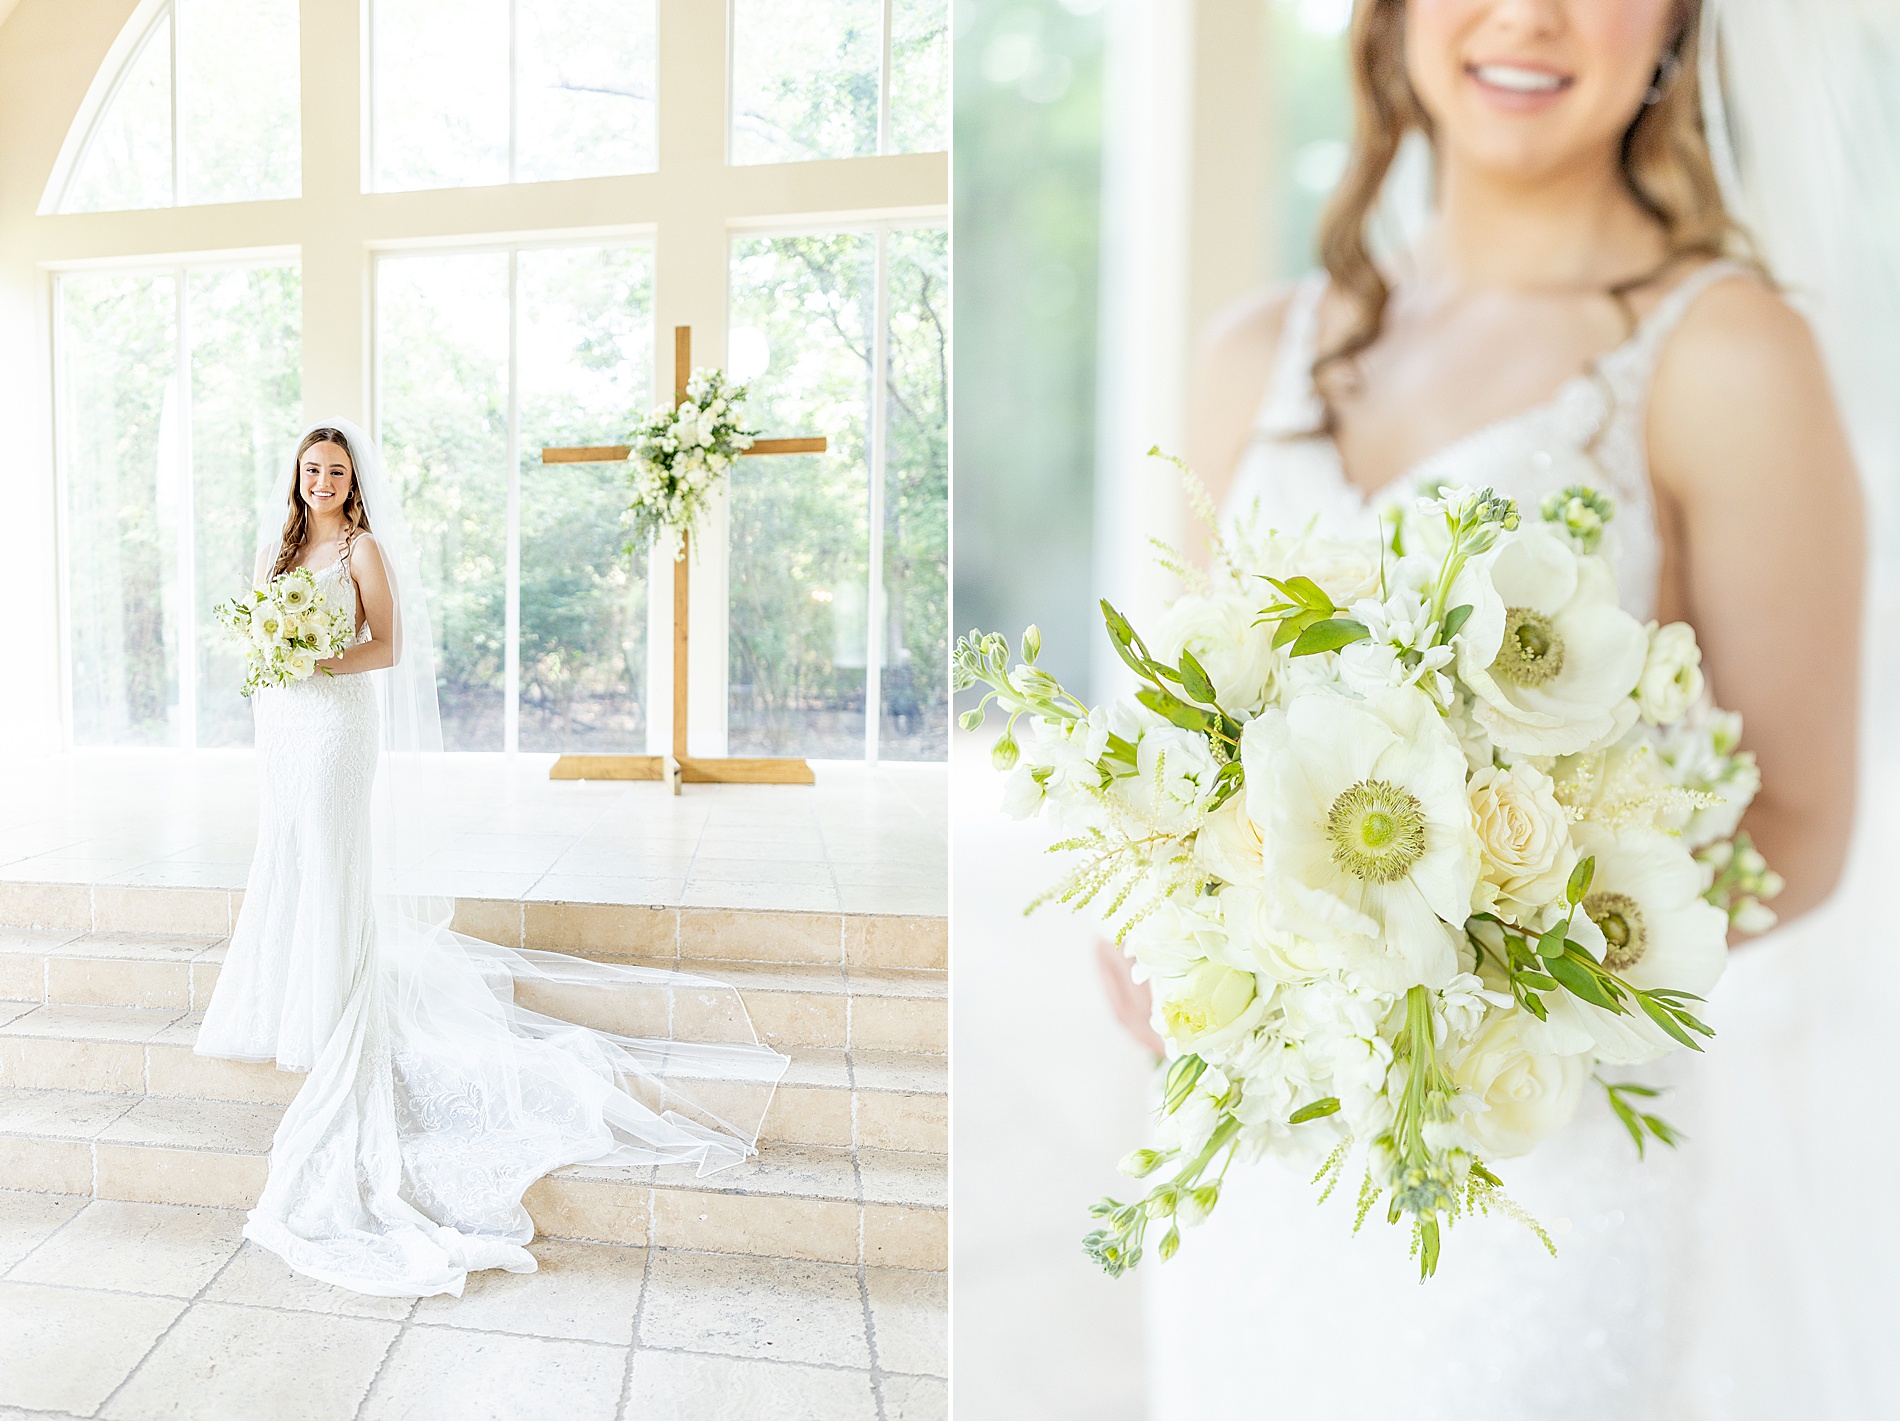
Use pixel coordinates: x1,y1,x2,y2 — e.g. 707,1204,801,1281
1103,1,1899,1416
196,420,788,1298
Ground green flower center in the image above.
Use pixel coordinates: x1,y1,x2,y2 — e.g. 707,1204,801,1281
1584,890,1648,971
1326,778,1427,884
1495,607,1565,686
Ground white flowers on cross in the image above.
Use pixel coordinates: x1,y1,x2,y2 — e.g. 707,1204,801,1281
623,369,756,562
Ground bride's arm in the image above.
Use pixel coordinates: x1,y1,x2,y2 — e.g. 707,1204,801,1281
1649,277,1865,928
316,535,398,675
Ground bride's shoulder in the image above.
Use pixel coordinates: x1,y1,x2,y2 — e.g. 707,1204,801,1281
346,532,390,579
1198,282,1306,372
1653,263,1826,404
1650,261,1853,497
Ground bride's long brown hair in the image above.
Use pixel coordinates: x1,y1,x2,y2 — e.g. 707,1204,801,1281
270,426,372,580
1312,0,1757,416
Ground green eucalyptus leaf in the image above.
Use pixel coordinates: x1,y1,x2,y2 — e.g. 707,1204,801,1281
1288,1097,1342,1125
1566,857,1596,908
1178,647,1219,705
1136,687,1215,733
1290,618,1372,658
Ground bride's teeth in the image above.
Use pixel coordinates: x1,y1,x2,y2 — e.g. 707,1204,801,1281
1473,64,1565,93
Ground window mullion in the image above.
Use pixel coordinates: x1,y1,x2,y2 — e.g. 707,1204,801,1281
505,247,522,755
508,0,520,185
878,0,894,155
175,269,197,748
863,225,890,763
169,1,181,205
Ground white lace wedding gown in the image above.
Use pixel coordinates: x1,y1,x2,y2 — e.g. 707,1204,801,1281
1146,261,1752,1420
196,547,787,1297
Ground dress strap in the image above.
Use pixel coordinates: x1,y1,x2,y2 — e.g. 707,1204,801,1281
1610,258,1749,376
1254,272,1330,436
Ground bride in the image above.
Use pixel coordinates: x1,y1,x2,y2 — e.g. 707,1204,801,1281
196,418,788,1298
1102,0,1888,1416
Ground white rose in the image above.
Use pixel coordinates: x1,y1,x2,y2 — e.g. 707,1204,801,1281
284,648,318,681
1157,960,1261,1044
1450,1011,1588,1159
1150,594,1280,716
1468,762,1577,915
1635,621,1705,727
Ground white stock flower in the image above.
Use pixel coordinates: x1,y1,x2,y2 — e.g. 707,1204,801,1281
1456,524,1649,755
1449,1010,1588,1159
1337,587,1456,705
1119,725,1223,837
1522,825,1729,1064
1635,621,1705,727
1150,594,1280,715
1242,688,1480,991
1655,707,1759,848
1468,762,1577,917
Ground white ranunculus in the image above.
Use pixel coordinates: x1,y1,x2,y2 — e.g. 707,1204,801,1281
1521,824,1730,1064
1217,883,1331,982
1194,796,1263,885
1122,894,1232,979
1456,524,1649,755
1120,725,1223,837
1150,593,1280,716
1242,528,1384,609
1468,762,1577,917
1450,1010,1588,1159
1635,621,1705,727
1242,688,1480,991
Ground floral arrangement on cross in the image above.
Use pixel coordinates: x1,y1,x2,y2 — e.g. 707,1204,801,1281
623,368,756,562
956,459,1779,1280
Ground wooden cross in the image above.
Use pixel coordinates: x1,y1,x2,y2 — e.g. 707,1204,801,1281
539,326,826,793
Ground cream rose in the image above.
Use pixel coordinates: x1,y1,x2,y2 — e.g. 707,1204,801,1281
1158,960,1259,1042
1635,620,1705,727
1450,1011,1588,1159
1468,762,1577,914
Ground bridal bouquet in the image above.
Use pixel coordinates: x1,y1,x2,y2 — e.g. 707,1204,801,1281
214,568,356,695
623,368,755,561
955,479,1779,1278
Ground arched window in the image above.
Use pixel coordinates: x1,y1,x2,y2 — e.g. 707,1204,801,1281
44,0,301,214
20,1,945,762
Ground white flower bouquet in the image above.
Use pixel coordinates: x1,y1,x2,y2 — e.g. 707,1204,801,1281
955,476,1779,1279
624,368,755,562
214,567,356,695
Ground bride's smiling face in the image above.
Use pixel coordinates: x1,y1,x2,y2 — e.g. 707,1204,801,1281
300,441,355,518
1405,0,1679,183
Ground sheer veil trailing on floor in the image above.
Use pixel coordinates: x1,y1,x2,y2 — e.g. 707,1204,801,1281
240,417,788,1298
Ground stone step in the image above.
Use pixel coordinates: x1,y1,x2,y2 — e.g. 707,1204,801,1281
0,1001,946,1154
0,881,947,970
0,928,946,1054
0,1085,946,1271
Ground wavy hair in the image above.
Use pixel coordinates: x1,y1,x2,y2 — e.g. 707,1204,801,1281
1311,0,1756,416
270,426,372,581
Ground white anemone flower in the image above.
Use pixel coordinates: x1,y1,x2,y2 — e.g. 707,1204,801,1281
1520,824,1730,1064
1456,523,1648,755
1242,688,1480,992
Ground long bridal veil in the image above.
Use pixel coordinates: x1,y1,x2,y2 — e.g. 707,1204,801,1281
243,418,788,1298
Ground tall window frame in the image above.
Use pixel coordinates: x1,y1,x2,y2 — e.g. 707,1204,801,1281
23,0,947,762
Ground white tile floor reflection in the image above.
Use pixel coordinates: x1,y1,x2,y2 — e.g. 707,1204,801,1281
0,753,946,917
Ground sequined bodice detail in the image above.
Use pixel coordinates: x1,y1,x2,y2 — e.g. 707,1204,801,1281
1224,261,1746,624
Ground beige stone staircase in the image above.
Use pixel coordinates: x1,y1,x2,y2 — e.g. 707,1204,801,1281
0,882,946,1274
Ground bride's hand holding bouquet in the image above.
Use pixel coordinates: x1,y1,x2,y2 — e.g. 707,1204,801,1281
215,566,357,695
957,476,1779,1279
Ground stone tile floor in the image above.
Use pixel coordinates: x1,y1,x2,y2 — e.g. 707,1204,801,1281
0,1192,946,1421
0,753,946,918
